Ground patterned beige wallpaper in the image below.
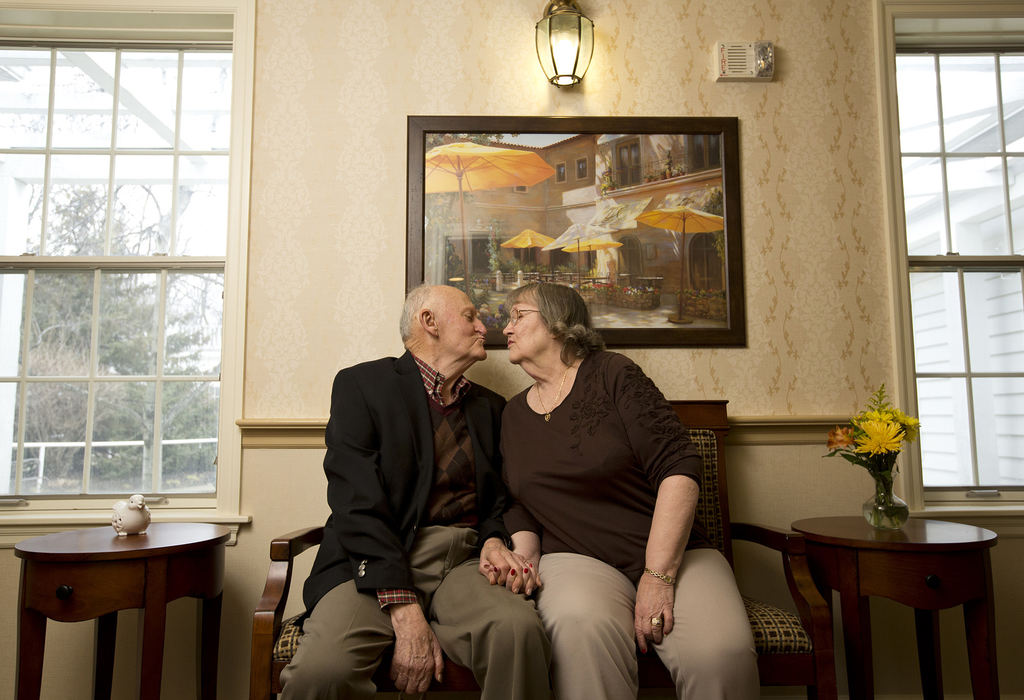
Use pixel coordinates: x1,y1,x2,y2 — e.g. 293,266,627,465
244,0,893,419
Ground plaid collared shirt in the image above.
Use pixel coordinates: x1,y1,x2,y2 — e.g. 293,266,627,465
376,355,473,610
413,353,471,410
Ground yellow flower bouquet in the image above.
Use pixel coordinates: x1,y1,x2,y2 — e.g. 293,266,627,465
825,384,920,529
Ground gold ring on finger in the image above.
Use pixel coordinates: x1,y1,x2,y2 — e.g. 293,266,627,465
651,616,662,627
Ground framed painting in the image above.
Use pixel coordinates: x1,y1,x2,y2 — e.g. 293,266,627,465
407,115,746,347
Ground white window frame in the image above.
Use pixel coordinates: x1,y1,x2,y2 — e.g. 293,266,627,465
0,0,253,544
877,0,1024,528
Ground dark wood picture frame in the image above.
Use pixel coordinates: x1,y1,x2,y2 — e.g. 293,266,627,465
407,115,746,347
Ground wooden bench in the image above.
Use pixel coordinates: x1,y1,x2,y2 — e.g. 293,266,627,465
249,400,836,699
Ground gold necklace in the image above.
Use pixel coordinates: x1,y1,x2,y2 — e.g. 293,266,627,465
536,365,571,422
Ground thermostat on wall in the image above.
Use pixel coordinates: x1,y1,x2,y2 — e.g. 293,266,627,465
717,41,775,82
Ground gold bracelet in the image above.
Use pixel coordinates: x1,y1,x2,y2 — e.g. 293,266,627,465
643,567,676,584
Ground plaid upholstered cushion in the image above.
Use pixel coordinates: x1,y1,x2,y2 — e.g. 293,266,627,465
274,615,303,663
743,596,812,654
689,429,725,552
275,599,813,664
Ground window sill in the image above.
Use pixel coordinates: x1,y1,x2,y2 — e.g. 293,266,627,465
912,505,1024,538
0,510,251,548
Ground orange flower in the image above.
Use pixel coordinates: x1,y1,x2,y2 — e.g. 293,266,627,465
827,426,856,451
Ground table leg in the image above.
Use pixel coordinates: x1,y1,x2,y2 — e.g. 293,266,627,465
963,553,999,700
16,605,46,700
839,592,874,700
140,557,169,700
914,608,943,699
198,593,222,700
94,612,118,700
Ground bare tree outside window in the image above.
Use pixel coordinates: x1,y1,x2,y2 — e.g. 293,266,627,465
0,47,230,497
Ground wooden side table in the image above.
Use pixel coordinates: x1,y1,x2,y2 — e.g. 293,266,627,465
15,522,231,700
792,516,998,700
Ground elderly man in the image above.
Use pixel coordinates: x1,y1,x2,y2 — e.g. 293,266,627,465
281,284,550,700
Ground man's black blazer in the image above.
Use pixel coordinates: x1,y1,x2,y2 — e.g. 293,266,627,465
302,350,509,613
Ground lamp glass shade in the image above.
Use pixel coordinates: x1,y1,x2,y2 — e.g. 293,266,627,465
535,11,593,86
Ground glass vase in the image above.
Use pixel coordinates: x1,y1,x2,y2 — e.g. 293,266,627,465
862,470,909,530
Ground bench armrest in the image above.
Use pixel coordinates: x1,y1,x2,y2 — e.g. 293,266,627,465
731,521,834,662
250,525,324,700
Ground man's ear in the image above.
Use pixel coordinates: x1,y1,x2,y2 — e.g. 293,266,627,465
419,308,439,337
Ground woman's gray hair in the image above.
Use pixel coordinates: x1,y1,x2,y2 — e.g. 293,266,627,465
506,282,605,364
400,284,434,342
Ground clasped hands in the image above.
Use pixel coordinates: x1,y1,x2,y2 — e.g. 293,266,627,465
478,536,541,596
386,537,540,694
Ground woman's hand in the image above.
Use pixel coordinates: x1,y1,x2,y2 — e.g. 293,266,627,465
634,575,675,653
478,536,542,595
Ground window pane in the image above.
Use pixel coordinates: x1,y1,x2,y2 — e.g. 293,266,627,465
0,154,45,255
0,382,16,494
52,50,115,149
901,157,945,254
0,41,231,500
896,55,940,152
1010,157,1024,255
29,271,93,376
918,377,973,486
940,55,1000,153
1002,56,1024,152
117,52,178,149
973,377,1024,486
177,155,228,255
0,49,50,149
0,273,26,376
161,380,217,492
910,272,965,372
963,271,1024,372
24,381,87,494
180,52,232,151
165,273,222,376
946,157,1008,254
98,272,159,376
46,154,110,256
91,381,153,493
111,155,172,255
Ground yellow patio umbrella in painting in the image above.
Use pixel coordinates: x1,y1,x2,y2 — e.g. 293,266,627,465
542,223,620,282
500,229,555,249
425,142,556,289
563,235,622,283
564,234,622,252
501,229,555,267
635,205,724,324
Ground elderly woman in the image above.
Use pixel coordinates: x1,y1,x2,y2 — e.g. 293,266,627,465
500,282,758,700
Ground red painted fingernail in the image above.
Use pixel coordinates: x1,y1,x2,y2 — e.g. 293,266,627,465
510,569,516,575
528,562,534,568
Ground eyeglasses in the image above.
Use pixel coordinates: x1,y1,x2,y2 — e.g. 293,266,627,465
507,308,539,326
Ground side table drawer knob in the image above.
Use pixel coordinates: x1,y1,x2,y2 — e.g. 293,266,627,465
55,584,73,600
925,574,941,589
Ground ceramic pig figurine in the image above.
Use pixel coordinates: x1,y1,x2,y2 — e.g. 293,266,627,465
111,494,151,536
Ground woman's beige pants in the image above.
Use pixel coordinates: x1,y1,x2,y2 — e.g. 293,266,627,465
536,548,759,700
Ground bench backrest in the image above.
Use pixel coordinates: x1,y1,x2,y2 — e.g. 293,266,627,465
668,400,732,565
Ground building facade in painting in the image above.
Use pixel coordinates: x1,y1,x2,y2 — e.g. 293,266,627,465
425,132,727,327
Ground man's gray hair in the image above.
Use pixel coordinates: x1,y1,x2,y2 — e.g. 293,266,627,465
400,284,435,342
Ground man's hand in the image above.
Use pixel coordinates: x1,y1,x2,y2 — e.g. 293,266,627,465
388,603,443,693
478,536,541,595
